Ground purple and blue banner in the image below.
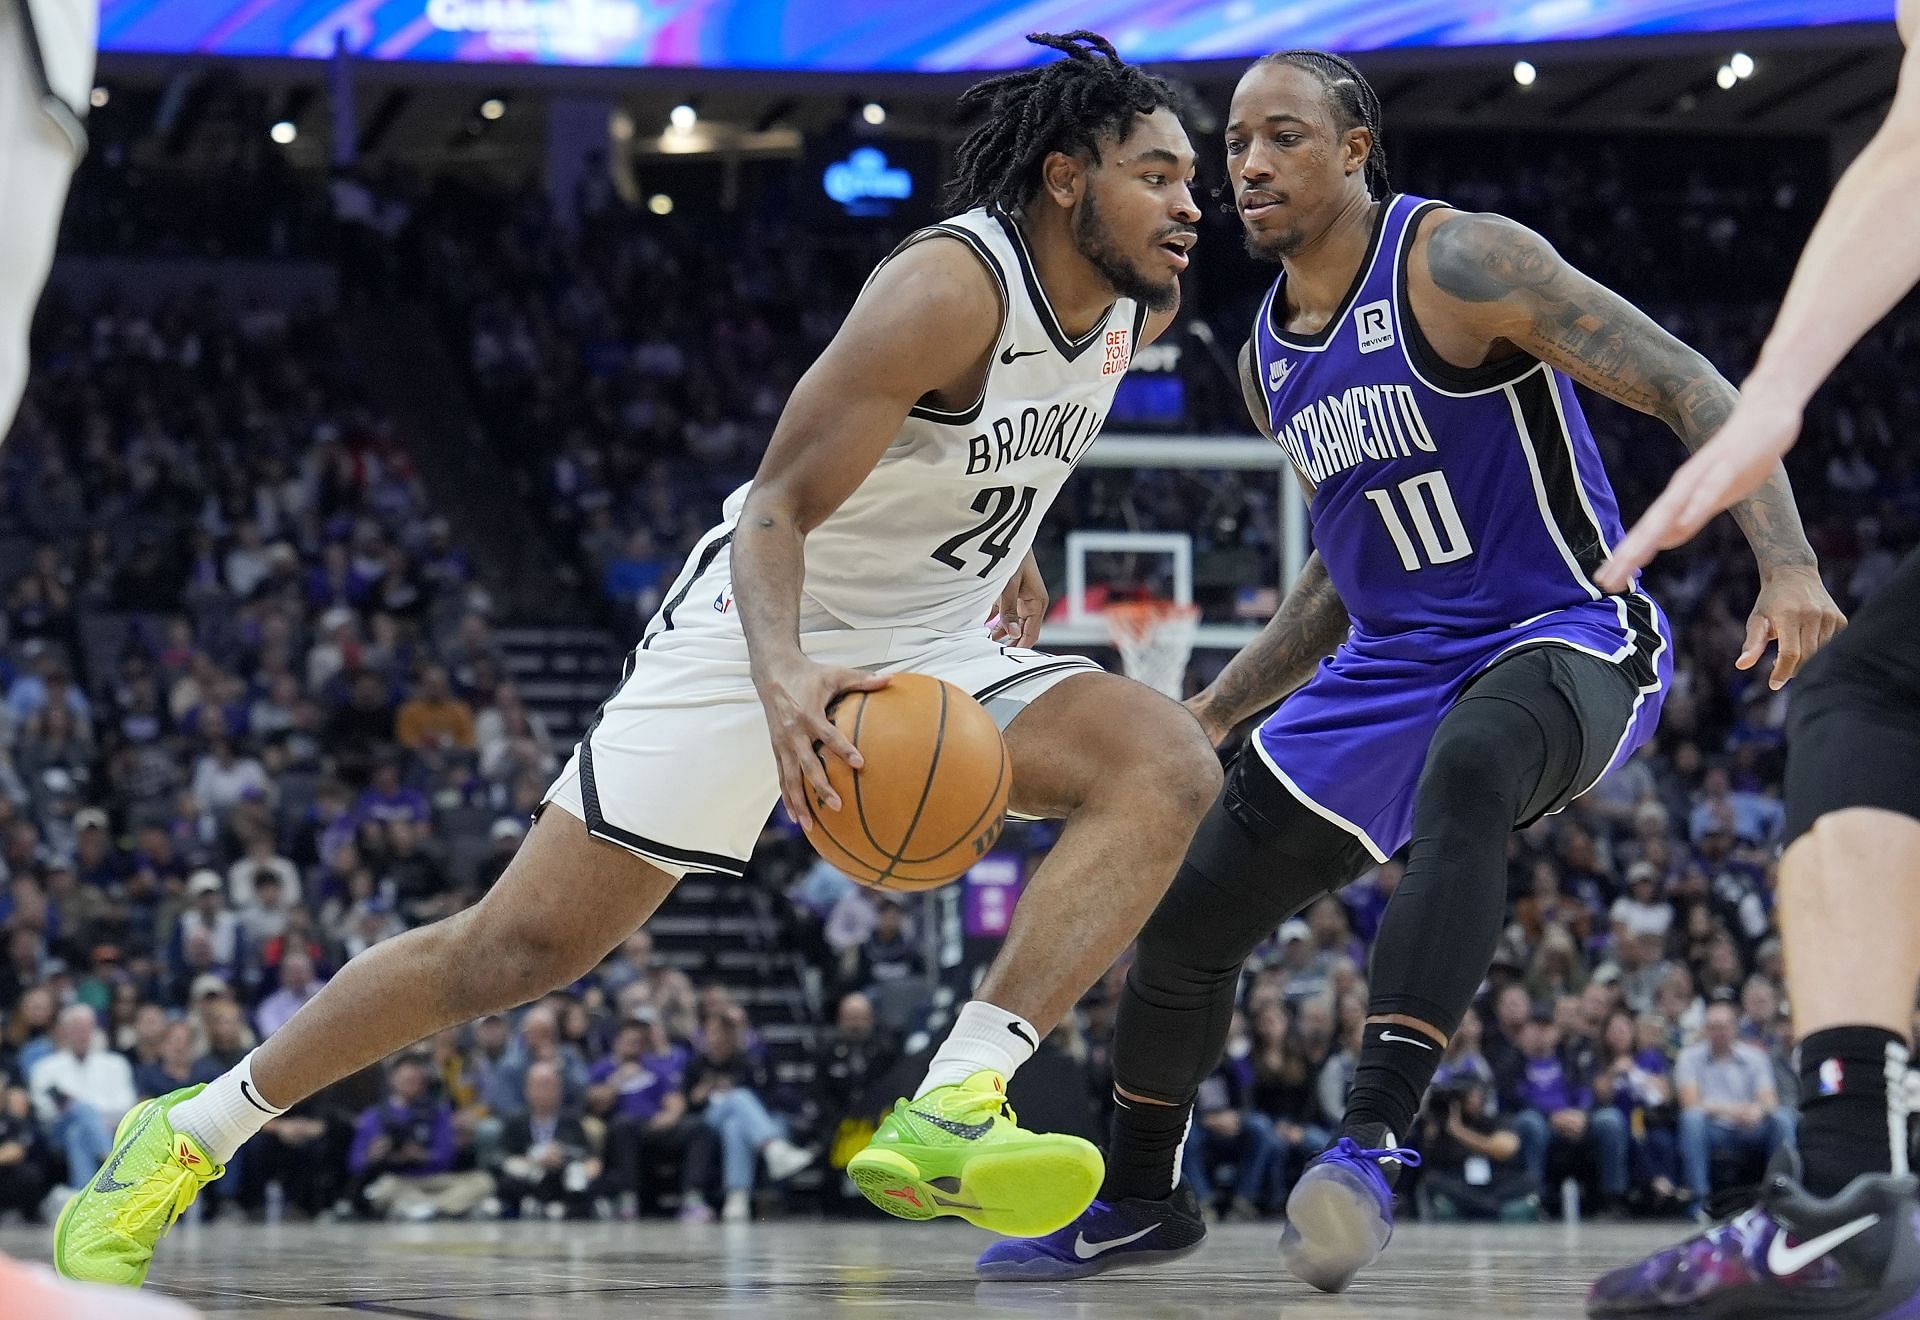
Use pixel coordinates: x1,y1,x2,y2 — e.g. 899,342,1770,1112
100,0,1895,68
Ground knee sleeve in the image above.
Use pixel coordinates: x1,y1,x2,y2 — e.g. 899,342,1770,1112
1367,692,1561,1036
1113,758,1367,1105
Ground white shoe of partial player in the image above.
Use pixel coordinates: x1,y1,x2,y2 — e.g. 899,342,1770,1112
763,1139,816,1183
722,1190,751,1222
5,1255,202,1319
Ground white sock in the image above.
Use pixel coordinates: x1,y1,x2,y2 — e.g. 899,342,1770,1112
914,1001,1039,1098
169,1050,288,1163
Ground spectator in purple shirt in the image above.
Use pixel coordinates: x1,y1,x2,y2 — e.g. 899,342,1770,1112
351,757,429,829
1505,1008,1630,1215
591,1013,711,1218
349,1053,490,1221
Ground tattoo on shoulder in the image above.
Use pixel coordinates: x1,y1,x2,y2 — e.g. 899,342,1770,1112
1426,213,1562,304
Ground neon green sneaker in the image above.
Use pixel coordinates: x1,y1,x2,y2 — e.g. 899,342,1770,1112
848,1070,1103,1237
53,1085,226,1287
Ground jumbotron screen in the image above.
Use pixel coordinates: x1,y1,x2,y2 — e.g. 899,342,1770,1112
99,0,1894,69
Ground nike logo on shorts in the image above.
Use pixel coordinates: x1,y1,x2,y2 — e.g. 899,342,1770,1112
908,1110,994,1140
1074,1225,1157,1258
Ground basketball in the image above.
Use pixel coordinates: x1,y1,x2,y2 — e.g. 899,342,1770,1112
807,672,1010,891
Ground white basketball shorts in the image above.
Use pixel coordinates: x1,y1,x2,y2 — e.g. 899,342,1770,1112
541,527,1102,878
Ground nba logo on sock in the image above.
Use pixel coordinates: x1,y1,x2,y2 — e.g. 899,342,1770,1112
1819,1058,1845,1096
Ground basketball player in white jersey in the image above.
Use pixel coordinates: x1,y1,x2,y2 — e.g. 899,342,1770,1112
4,3,199,1315
1589,5,1920,1317
56,31,1220,1286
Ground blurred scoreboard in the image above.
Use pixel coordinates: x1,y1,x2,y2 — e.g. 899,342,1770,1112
100,0,1894,68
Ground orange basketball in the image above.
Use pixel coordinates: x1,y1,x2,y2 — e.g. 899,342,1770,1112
809,672,1010,891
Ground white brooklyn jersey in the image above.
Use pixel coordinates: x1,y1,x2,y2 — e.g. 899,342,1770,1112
718,206,1145,633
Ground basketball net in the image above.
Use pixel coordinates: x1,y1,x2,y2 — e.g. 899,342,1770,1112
1104,599,1202,699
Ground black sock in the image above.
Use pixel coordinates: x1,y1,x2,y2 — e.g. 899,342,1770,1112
1796,1025,1910,1199
1341,1022,1446,1153
1102,1091,1191,1203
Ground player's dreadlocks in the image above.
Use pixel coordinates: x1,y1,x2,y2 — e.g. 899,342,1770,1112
1258,49,1391,199
945,31,1179,215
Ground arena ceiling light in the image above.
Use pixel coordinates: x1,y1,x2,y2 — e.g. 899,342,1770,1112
89,86,109,108
1512,60,1537,87
647,193,674,215
1730,51,1756,78
669,103,697,131
861,101,887,125
269,120,297,143
1716,63,1739,89
479,96,506,121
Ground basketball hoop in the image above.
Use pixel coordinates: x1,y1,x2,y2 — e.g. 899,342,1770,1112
1104,599,1202,699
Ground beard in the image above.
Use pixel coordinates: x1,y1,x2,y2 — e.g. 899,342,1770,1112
1242,217,1306,263
1073,189,1180,313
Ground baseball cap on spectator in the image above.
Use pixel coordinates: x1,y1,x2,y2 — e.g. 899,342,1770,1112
73,808,109,832
1627,862,1659,888
1278,919,1311,946
626,1004,660,1025
187,870,225,898
321,606,356,634
191,974,230,1001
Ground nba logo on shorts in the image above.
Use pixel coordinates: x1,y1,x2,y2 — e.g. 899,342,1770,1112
713,586,733,614
1356,300,1395,353
1819,1058,1845,1096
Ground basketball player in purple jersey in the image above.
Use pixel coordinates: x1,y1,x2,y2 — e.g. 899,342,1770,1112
1588,4,1920,1316
980,49,1844,1290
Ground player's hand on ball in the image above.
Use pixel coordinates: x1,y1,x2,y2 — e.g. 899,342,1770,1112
753,657,891,831
989,551,1049,647
1742,564,1846,689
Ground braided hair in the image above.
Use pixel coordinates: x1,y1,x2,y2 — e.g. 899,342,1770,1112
1256,49,1391,199
945,31,1180,215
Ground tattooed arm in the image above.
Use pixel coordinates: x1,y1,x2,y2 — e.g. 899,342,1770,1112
1413,210,1844,685
1183,345,1351,746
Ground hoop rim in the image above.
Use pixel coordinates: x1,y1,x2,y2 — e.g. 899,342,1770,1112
1102,598,1202,644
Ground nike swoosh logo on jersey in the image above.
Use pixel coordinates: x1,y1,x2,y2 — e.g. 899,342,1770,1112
93,1104,160,1194
1074,1225,1157,1258
1000,346,1047,364
1379,1030,1436,1051
1767,1214,1880,1276
908,1109,994,1140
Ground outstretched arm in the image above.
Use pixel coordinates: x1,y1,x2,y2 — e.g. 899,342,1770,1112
1184,344,1349,744
1417,211,1844,687
1599,18,1920,581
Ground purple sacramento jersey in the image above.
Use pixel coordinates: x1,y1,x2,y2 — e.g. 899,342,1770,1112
1248,194,1673,862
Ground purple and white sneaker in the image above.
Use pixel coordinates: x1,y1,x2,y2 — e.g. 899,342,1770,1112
1589,1152,1920,1319
1279,1135,1422,1294
975,1183,1206,1281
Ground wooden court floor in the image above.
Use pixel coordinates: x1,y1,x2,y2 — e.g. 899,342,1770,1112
1,1219,1683,1317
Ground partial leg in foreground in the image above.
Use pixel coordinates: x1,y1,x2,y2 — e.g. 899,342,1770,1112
854,673,1221,1238
55,809,677,1286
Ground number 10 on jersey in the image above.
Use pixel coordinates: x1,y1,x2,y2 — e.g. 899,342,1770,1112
1364,470,1474,572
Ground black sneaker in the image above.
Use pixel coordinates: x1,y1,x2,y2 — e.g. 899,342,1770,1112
1588,1150,1920,1319
974,1182,1207,1281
